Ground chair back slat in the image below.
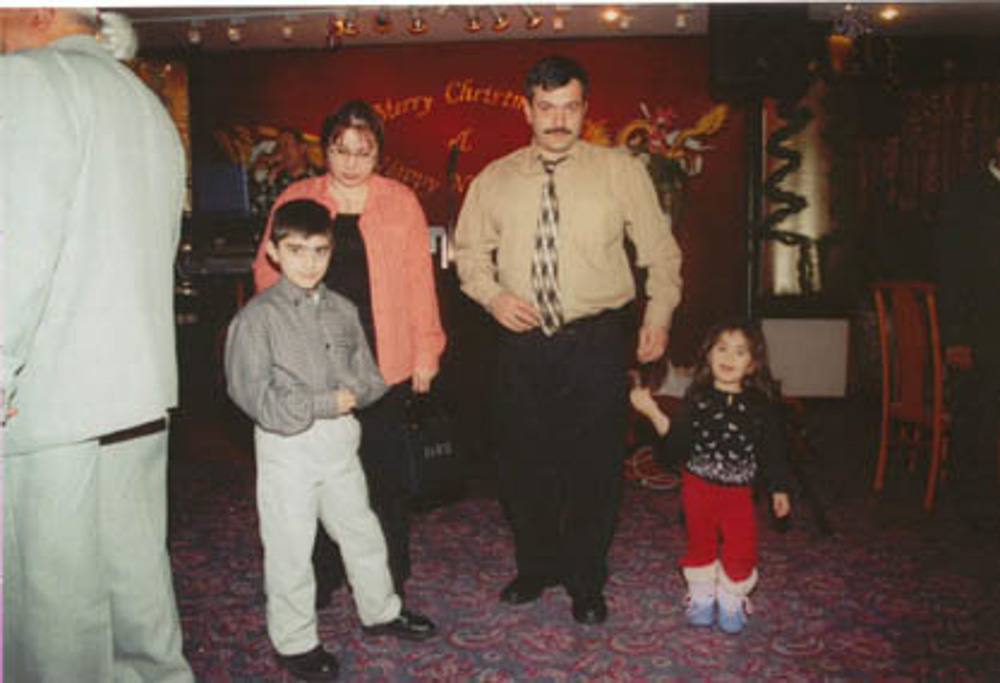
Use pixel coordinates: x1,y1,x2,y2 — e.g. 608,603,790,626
872,281,941,422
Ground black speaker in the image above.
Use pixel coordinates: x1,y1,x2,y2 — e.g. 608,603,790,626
709,4,827,102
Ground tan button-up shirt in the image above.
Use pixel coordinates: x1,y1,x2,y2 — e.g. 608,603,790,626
454,140,683,330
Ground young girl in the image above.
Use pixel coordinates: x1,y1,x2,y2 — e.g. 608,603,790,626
630,319,791,634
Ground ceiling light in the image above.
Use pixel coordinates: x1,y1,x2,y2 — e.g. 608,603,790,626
343,10,360,37
187,21,202,45
675,9,688,31
226,20,243,44
373,9,393,35
618,12,633,30
601,7,621,24
552,12,565,31
408,8,429,35
490,7,511,32
465,8,483,33
522,6,544,30
326,17,343,50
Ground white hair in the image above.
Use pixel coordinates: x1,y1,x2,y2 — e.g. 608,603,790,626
74,8,138,60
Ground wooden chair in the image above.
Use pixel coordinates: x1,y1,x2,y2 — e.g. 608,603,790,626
871,280,950,510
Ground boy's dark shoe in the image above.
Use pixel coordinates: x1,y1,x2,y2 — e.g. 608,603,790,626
499,574,560,605
276,645,339,681
362,609,437,641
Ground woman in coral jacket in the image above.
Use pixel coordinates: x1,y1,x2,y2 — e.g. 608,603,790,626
252,100,446,602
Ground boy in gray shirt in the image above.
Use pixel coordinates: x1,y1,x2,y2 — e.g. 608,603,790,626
225,199,436,682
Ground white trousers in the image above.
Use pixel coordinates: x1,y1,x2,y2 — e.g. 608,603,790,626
255,416,400,655
3,428,193,683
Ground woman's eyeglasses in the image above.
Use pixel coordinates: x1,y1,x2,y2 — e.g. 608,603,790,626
327,146,377,162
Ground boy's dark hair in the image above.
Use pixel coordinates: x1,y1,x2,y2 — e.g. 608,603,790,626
321,100,385,157
689,318,782,401
270,199,334,245
523,55,589,101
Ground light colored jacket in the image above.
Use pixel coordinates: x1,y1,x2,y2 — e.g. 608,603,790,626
2,35,185,455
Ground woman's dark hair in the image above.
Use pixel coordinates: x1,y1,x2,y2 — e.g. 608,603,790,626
523,55,589,100
270,199,334,245
688,318,781,400
320,100,384,157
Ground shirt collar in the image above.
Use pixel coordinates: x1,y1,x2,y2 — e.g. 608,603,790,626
522,139,586,175
275,275,327,306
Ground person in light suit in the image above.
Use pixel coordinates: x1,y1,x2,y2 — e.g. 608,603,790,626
2,8,193,681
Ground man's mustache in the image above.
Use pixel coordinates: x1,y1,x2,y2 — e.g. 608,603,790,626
544,127,572,135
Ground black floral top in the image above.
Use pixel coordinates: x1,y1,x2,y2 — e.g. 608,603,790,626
655,386,791,491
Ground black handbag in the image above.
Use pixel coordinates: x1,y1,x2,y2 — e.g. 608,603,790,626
401,393,465,498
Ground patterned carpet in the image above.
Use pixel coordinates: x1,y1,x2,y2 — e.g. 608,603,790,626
168,407,1000,681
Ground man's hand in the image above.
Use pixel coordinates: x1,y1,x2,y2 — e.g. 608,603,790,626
411,366,438,394
945,345,973,370
488,291,541,333
636,325,668,364
335,388,357,413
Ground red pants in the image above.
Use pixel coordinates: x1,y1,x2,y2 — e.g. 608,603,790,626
679,471,757,581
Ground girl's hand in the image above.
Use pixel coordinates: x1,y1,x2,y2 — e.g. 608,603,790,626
629,386,658,418
772,492,790,519
629,387,670,436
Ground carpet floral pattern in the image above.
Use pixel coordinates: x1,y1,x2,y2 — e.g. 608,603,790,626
169,439,1000,681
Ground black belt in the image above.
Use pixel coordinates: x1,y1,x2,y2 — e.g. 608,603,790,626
98,418,167,445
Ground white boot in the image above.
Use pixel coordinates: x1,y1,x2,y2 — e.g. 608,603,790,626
681,562,718,627
717,568,758,634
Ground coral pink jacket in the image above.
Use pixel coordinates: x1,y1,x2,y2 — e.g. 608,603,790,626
253,174,446,386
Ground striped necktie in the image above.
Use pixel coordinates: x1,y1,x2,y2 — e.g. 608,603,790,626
532,157,567,336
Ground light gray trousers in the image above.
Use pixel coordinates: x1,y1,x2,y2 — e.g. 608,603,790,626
255,415,400,655
3,428,193,682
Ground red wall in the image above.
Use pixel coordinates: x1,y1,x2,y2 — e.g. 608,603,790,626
190,37,749,360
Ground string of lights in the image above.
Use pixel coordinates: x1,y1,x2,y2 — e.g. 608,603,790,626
127,5,703,50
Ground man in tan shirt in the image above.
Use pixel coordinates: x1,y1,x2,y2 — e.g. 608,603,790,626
454,55,683,624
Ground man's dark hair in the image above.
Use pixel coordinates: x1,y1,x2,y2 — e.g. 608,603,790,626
320,99,385,156
523,55,589,101
270,199,334,245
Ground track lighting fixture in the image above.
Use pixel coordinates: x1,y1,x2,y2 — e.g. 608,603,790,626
226,20,243,44
187,21,202,45
490,7,511,33
372,8,393,35
407,8,428,35
465,8,483,33
522,6,544,31
343,10,360,37
326,17,343,50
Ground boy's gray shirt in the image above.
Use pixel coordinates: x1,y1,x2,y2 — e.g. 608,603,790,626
225,276,388,436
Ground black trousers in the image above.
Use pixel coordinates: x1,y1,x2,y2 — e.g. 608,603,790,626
495,307,629,597
313,382,413,594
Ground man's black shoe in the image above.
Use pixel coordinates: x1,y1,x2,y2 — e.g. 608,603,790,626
362,609,437,641
499,575,560,605
571,592,608,624
276,645,339,682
